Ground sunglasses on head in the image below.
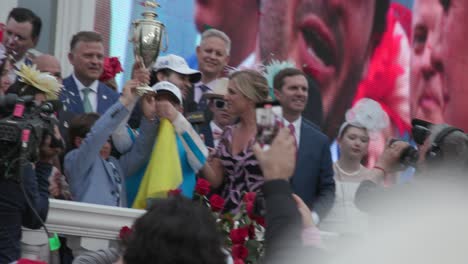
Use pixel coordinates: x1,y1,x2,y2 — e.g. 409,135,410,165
213,98,226,109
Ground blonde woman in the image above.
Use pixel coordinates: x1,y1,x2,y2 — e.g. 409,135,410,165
203,70,269,213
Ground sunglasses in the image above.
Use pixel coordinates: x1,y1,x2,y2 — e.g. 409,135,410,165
213,98,227,109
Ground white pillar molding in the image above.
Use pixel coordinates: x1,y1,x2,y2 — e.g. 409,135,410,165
54,0,97,78
22,199,145,261
0,0,18,23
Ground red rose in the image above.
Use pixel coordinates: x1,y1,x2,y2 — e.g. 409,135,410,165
119,225,132,240
243,192,256,203
231,244,248,260
100,57,123,81
230,227,249,244
195,178,211,196
246,201,255,218
167,189,182,197
209,194,225,212
254,216,266,227
233,259,245,264
248,224,256,239
109,57,123,72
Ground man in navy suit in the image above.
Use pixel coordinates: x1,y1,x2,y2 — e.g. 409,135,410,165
273,67,335,225
60,31,119,115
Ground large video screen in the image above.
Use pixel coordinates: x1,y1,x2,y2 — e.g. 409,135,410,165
110,0,468,165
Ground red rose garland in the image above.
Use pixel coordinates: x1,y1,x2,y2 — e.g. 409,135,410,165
192,179,265,263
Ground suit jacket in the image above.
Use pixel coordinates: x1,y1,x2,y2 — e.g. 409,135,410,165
60,75,120,115
199,124,214,148
64,101,158,207
291,118,335,220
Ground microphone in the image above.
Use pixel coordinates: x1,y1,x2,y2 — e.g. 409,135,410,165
186,111,205,133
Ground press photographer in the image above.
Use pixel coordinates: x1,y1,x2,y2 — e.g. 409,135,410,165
0,64,63,262
355,120,468,214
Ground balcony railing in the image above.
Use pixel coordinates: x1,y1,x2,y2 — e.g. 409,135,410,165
21,199,145,261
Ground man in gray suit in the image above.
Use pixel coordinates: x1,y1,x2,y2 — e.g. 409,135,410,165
64,80,158,207
273,67,335,224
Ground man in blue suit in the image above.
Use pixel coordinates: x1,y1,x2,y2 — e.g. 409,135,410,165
60,31,119,115
273,67,335,225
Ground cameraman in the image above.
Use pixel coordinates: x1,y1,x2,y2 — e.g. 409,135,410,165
0,64,63,262
0,133,62,262
355,123,468,214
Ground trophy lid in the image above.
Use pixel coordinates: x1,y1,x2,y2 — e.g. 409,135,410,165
140,0,160,19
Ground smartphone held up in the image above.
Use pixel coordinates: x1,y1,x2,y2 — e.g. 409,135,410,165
256,101,283,150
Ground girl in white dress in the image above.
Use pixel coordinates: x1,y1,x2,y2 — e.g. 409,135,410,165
320,98,389,244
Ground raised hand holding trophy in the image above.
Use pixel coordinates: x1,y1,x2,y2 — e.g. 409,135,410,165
131,0,168,95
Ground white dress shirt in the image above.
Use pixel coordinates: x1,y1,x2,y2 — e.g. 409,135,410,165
283,116,302,146
73,73,99,112
209,120,224,148
194,80,217,103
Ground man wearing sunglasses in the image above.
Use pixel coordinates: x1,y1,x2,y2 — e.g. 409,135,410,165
199,78,236,148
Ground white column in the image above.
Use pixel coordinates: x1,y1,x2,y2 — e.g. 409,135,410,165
0,0,18,23
21,199,145,260
54,0,96,78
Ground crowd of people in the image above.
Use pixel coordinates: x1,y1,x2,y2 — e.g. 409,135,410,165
1,0,468,263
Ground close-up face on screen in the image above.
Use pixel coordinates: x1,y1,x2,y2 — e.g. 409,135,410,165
87,0,467,141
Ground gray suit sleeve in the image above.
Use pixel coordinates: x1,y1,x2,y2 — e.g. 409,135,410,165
118,118,159,177
64,102,129,189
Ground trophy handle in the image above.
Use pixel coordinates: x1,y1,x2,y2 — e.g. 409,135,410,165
161,26,168,52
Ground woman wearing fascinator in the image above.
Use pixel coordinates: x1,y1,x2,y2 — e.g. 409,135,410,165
320,98,389,244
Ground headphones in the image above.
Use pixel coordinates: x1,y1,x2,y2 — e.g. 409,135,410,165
425,126,463,162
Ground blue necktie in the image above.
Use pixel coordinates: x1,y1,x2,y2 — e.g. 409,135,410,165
198,84,211,111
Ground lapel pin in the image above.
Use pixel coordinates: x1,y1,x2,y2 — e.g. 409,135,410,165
64,121,69,128
103,95,107,100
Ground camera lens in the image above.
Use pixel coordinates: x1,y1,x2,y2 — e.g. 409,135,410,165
400,145,419,168
214,99,226,109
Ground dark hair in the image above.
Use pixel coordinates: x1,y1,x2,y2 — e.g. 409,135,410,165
338,123,368,140
7,7,42,40
371,0,390,49
152,68,174,86
6,80,44,98
273,67,306,91
427,124,468,168
68,113,100,149
70,31,103,51
124,196,227,264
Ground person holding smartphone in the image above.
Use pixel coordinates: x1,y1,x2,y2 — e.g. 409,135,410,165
202,70,269,213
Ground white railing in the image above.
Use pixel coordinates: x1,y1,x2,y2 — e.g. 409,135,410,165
21,199,145,261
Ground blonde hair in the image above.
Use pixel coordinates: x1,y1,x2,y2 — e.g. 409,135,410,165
229,70,269,103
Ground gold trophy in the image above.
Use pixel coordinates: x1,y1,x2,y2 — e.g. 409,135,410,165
131,0,168,95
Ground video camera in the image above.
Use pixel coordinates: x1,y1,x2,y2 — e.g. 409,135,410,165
0,94,63,180
392,119,468,170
